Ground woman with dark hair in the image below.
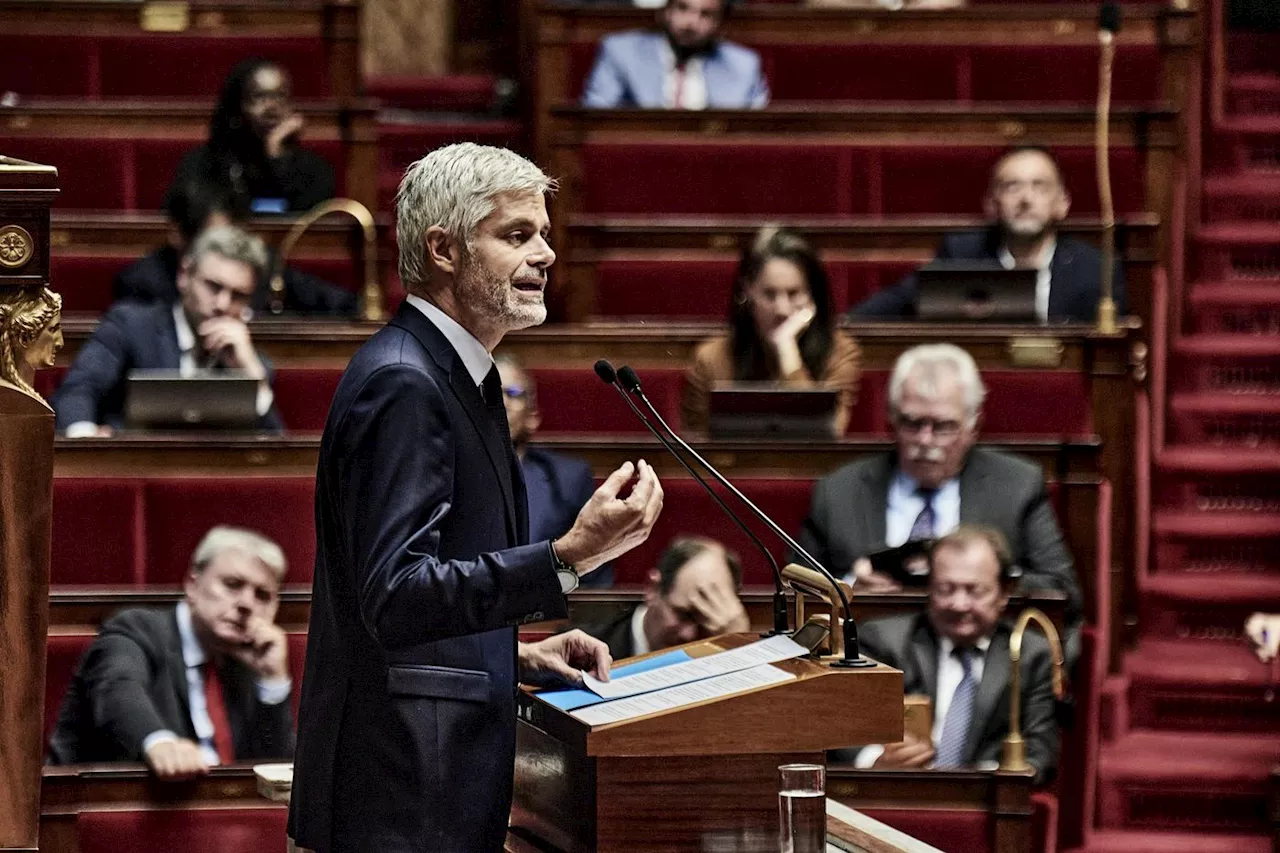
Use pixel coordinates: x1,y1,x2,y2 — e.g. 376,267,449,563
167,58,336,214
682,227,861,433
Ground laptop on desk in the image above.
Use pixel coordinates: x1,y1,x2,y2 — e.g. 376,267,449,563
124,370,260,431
915,262,1039,323
707,385,840,440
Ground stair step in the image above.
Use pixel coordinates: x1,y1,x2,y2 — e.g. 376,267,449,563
1143,570,1280,603
1219,114,1280,135
1230,72,1280,94
1068,829,1271,853
1124,640,1279,733
1153,462,1280,514
1138,568,1280,643
1097,731,1280,832
1198,222,1280,243
1175,335,1280,359
1170,346,1280,395
1203,172,1280,197
1190,282,1280,305
1157,447,1280,474
1170,393,1280,415
1168,392,1280,446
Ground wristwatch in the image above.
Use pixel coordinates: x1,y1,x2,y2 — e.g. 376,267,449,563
550,540,580,595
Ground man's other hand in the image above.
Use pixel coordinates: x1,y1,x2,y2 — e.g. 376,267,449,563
873,733,936,769
554,460,664,574
519,629,612,687
144,738,210,780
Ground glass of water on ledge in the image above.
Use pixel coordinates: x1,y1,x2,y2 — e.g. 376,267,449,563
777,763,825,853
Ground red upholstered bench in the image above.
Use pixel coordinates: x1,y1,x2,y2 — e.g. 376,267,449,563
611,477,814,585
591,258,915,319
142,477,316,584
858,808,989,853
76,806,287,853
579,143,1143,217
52,478,144,585
528,365,684,434
271,368,344,432
0,35,327,99
0,137,343,211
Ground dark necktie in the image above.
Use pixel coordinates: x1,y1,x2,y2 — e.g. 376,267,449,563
482,365,516,464
909,487,938,541
935,647,977,768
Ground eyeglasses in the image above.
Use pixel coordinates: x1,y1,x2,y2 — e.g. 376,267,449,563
894,415,964,439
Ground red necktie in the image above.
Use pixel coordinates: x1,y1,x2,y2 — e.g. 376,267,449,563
202,662,236,763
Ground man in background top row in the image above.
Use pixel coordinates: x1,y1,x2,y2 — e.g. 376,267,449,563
853,146,1126,324
583,0,769,109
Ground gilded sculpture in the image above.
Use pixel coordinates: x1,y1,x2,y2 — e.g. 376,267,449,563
0,286,63,403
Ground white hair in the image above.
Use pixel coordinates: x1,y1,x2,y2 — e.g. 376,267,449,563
191,525,287,581
395,143,557,292
888,344,987,422
185,224,268,276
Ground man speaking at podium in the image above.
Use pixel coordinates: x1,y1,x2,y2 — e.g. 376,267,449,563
288,144,665,853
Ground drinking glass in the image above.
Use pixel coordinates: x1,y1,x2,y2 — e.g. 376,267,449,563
777,763,825,853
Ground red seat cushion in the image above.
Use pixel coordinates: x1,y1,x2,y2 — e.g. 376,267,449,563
763,44,964,101
98,38,327,99
529,366,684,434
45,634,94,744
612,477,814,585
273,368,343,432
0,139,133,209
0,35,98,97
77,807,288,853
50,256,130,314
52,479,143,585
143,478,316,584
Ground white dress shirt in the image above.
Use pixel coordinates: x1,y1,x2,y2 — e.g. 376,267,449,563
629,604,652,658
405,294,494,387
141,602,291,764
855,632,992,768
885,471,962,547
659,39,708,110
998,238,1057,323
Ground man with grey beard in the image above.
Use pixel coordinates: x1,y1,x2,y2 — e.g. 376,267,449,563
795,344,1082,660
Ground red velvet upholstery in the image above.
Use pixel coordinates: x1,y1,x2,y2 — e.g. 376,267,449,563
590,258,916,319
0,36,327,99
581,144,869,215
52,479,143,585
0,137,343,211
45,634,93,744
1032,791,1060,853
142,478,316,584
529,366,684,434
611,477,814,585
762,44,964,101
77,807,288,853
857,808,990,853
273,368,343,432
580,144,1143,216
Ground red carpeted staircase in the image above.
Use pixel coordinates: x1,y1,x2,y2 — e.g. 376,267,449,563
1067,20,1280,853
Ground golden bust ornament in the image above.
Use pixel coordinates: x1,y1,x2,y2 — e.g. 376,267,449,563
0,286,63,404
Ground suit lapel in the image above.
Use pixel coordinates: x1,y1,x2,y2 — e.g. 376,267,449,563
391,304,521,545
860,454,893,548
158,304,183,368
958,455,989,524
967,628,1011,762
162,609,194,731
910,618,939,700
639,35,667,107
1047,241,1075,318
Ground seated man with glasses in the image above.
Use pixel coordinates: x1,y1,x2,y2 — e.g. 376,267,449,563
796,343,1081,659
54,225,284,435
495,353,614,586
849,146,1125,323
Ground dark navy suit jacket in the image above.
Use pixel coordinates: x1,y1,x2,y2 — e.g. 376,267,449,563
50,300,283,432
287,303,567,853
851,227,1126,323
523,446,613,587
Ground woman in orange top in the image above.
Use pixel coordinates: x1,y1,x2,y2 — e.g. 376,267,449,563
682,227,861,434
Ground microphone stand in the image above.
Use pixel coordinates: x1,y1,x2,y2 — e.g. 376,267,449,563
593,361,791,636
617,366,873,668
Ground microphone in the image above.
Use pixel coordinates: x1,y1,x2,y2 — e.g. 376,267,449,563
1099,1,1122,37
593,360,790,636
616,365,873,668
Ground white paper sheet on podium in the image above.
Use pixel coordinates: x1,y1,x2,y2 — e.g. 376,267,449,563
581,633,806,700
571,664,796,726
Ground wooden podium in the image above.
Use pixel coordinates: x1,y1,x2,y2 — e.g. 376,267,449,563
511,633,903,853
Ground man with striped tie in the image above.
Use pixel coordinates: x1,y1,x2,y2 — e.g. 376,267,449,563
837,525,1060,786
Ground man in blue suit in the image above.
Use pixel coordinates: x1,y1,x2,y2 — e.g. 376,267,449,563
582,0,769,109
495,354,614,587
851,146,1126,323
287,143,665,853
52,225,283,435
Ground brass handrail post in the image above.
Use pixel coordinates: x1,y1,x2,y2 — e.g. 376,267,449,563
269,198,382,321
